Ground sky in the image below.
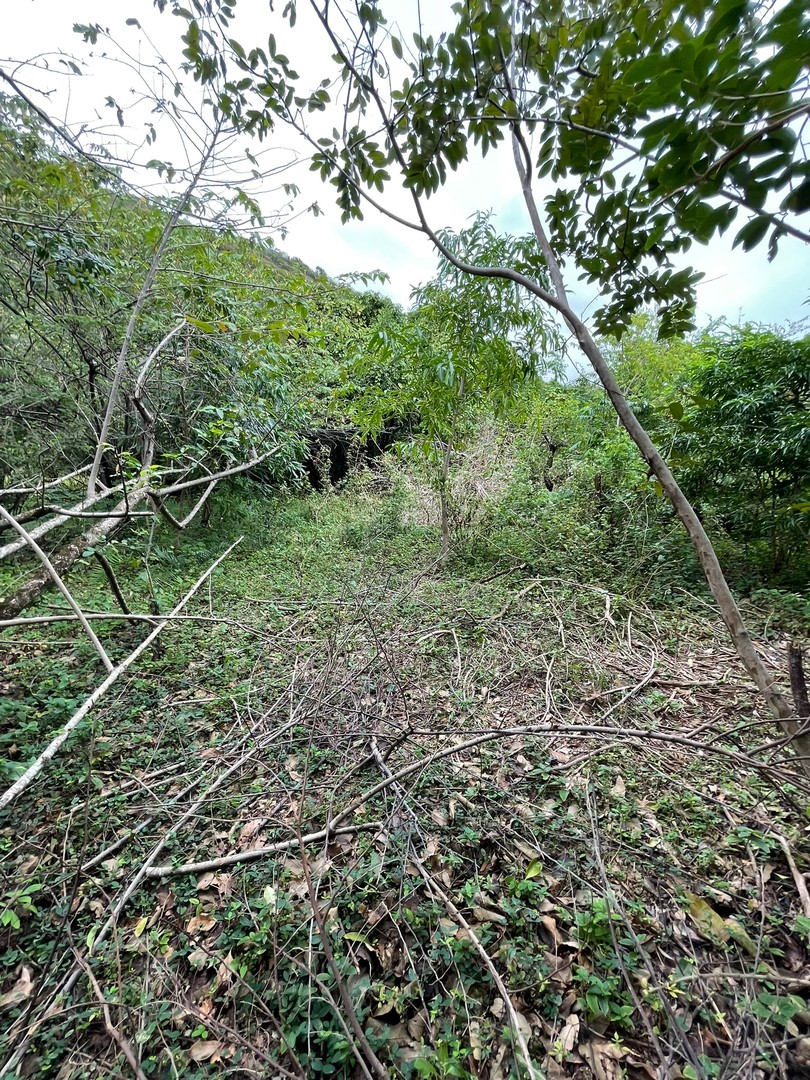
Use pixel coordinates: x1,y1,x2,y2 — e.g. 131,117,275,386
3,0,808,330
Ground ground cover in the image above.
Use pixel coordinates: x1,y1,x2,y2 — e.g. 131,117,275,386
2,477,809,1079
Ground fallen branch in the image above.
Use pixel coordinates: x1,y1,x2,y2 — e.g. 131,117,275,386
0,483,127,561
0,504,114,672
145,717,803,876
93,549,134,620
0,538,242,812
413,852,540,1080
299,838,389,1080
145,823,382,878
772,832,810,920
74,954,148,1080
366,737,538,1078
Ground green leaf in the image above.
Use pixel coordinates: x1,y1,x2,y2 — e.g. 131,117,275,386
343,931,372,944
783,177,810,213
733,216,770,251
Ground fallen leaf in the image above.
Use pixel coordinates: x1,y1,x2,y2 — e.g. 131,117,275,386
0,967,34,1011
610,774,626,798
685,892,729,947
187,947,209,969
579,1036,627,1080
18,855,39,877
189,1039,223,1063
539,914,563,946
472,906,507,925
238,819,265,848
186,913,217,935
559,1013,580,1052
725,916,757,957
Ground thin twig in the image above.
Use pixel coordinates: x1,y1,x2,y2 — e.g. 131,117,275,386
74,953,148,1080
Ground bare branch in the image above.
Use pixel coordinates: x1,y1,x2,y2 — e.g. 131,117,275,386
0,504,114,672
0,537,243,812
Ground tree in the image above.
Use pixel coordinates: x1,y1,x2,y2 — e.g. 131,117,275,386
0,85,309,621
346,214,560,561
172,0,810,770
672,329,810,577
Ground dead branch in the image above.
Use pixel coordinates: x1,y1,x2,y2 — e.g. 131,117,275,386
299,838,389,1080
771,833,810,920
86,140,218,496
0,464,92,497
0,504,113,672
92,550,133,619
74,954,148,1080
0,538,243,812
0,483,128,561
144,823,381,879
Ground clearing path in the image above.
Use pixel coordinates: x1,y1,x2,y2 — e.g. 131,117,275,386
2,487,809,1079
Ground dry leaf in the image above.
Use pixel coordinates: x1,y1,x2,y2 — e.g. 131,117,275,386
539,914,563,945
285,755,303,782
186,912,217,935
472,906,507,924
187,947,209,970
217,951,235,986
18,855,39,877
0,966,34,1011
189,1039,223,1063
559,1013,580,1052
725,916,757,957
238,819,265,848
610,774,626,797
685,892,729,947
580,1036,627,1080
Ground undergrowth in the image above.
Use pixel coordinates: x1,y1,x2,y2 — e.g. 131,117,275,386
1,471,809,1079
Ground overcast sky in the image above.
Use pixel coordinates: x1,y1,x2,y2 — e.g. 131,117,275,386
3,0,808,330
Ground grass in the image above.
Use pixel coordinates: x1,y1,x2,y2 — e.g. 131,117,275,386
1,469,809,1079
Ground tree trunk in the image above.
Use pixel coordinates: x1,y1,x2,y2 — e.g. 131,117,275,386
0,492,145,620
509,128,810,776
437,441,452,567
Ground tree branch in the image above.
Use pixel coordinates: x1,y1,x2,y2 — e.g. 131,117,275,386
0,538,242,812
0,504,114,672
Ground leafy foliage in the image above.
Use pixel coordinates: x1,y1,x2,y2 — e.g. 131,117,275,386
174,0,810,336
670,329,810,577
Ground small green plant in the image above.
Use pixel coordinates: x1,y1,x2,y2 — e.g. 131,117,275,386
574,967,635,1028
413,1039,474,1079
1,882,43,930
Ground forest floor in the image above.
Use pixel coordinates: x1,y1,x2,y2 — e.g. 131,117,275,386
2,476,810,1080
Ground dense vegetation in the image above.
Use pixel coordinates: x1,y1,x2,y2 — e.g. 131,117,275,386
1,0,810,1074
